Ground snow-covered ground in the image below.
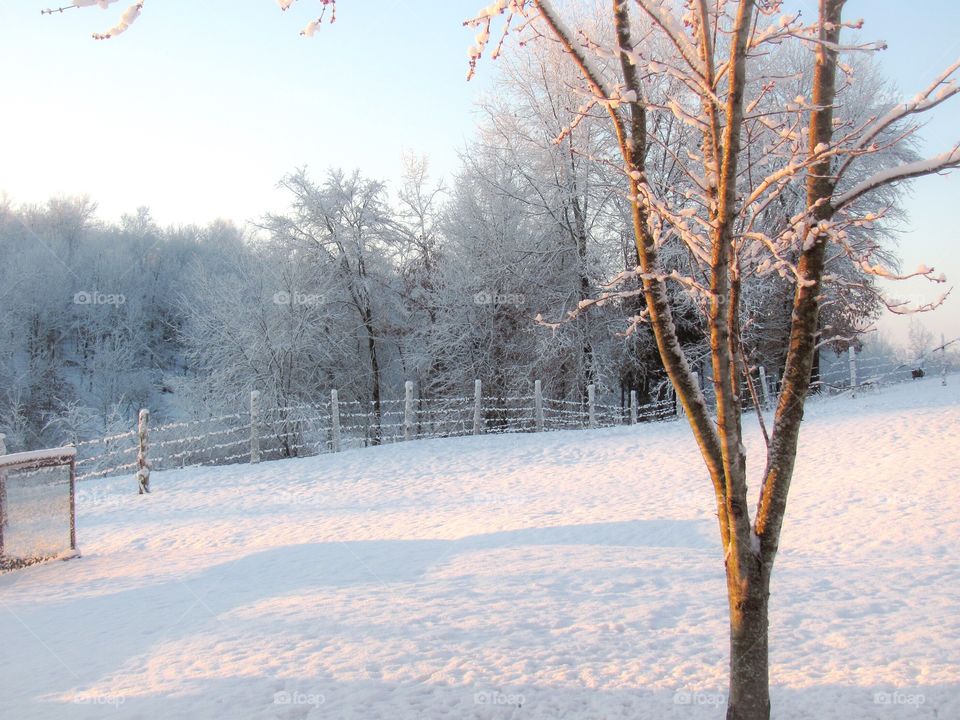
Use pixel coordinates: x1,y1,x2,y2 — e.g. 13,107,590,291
2,379,958,719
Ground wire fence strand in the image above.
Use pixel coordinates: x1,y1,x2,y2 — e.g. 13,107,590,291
69,360,938,481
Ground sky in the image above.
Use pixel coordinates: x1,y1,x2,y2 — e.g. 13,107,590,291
1,0,958,345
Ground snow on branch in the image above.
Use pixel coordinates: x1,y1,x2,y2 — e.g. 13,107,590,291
632,0,704,77
41,0,121,12
857,261,948,284
91,1,142,39
833,146,960,211
535,266,709,333
771,18,886,55
837,58,960,180
42,0,143,40
528,0,614,100
741,232,803,283
291,0,337,37
883,288,952,315
45,0,336,39
464,1,539,81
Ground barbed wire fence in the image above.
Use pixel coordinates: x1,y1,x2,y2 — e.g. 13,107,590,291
49,350,954,485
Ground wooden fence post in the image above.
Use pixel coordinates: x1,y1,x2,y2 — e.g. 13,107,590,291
849,346,858,398
758,366,771,408
404,380,414,441
630,390,638,425
473,380,482,435
534,380,544,432
68,452,77,552
587,384,596,429
942,333,948,387
0,434,7,543
249,390,260,464
137,408,150,494
330,389,341,452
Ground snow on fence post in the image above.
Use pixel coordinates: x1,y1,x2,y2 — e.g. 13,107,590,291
629,390,638,425
249,390,261,464
534,380,544,432
137,408,150,494
0,434,6,540
848,346,858,398
472,380,482,435
69,450,77,551
587,384,596,429
404,380,414,441
758,366,771,408
330,389,341,453
942,333,948,387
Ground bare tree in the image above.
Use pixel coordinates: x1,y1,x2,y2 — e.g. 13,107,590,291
907,317,934,365
467,1,959,718
266,169,401,443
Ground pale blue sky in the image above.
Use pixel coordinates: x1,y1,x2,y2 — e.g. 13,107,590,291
1,0,957,343
0,1,493,224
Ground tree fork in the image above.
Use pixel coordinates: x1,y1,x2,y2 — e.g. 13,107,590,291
611,0,731,511
756,0,845,564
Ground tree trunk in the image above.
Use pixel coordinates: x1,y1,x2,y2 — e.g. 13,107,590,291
572,195,595,394
364,312,382,446
810,342,822,393
0,434,7,557
727,574,771,720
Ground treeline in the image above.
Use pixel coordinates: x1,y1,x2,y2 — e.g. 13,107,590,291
0,38,909,450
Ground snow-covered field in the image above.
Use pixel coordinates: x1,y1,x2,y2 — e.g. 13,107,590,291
1,379,958,719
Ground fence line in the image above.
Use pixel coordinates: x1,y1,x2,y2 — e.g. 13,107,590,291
66,356,936,484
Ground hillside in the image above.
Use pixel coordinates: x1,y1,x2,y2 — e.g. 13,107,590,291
1,379,958,719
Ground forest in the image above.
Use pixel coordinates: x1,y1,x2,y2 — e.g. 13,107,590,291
0,29,931,451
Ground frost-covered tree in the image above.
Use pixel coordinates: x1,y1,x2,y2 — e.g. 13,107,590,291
263,168,406,442
0,198,233,449
466,1,958,718
907,318,935,365
393,155,452,396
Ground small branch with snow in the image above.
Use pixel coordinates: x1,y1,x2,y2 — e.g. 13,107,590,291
884,288,952,315
833,146,960,211
46,0,338,39
91,1,142,40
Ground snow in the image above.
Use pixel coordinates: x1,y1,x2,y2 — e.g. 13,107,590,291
0,446,75,469
833,147,960,209
2,380,959,719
